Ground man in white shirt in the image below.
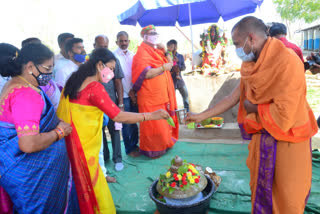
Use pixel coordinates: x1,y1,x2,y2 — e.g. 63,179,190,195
55,38,86,87
55,33,74,62
53,33,74,80
113,31,140,157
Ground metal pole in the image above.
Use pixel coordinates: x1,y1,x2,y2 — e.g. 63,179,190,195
188,3,194,68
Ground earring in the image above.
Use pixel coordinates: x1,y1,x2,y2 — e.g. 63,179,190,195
29,71,33,75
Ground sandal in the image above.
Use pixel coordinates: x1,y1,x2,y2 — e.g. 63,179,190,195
106,176,116,183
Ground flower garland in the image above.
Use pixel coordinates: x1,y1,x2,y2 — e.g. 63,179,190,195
200,24,227,66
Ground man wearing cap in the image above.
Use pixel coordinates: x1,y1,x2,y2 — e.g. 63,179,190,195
131,25,179,158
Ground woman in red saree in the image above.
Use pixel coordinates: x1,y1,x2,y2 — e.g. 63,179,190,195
57,48,169,213
132,25,179,158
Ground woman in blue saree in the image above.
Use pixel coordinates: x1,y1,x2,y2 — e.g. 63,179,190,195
0,43,78,213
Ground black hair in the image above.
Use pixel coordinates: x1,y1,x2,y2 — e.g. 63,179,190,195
63,48,116,99
232,16,267,38
116,31,129,40
0,43,53,78
58,33,74,46
65,38,83,55
21,37,41,47
167,39,177,46
269,23,287,37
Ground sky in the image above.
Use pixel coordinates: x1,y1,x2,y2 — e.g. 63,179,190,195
0,0,282,54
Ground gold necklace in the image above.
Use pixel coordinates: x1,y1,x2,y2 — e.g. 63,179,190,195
17,75,41,93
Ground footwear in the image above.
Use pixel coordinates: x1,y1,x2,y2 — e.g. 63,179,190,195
115,162,124,171
106,176,117,183
128,150,141,157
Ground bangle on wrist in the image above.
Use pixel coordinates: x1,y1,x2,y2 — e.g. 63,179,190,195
118,104,124,108
142,113,146,122
54,127,64,140
161,65,165,72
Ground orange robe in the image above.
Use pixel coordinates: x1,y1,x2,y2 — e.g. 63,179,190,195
238,38,318,214
132,42,179,157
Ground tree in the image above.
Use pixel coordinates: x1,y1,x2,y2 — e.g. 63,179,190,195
273,0,320,39
273,0,320,24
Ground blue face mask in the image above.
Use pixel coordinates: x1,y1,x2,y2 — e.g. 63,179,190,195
235,37,255,62
73,53,87,63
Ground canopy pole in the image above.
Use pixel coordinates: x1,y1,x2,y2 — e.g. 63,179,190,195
188,3,194,69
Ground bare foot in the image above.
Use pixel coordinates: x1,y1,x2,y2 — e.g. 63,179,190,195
106,176,116,183
128,150,141,157
151,156,161,160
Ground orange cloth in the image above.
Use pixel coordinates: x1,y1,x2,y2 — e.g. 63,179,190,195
132,42,179,157
237,38,316,213
238,37,318,142
247,135,312,214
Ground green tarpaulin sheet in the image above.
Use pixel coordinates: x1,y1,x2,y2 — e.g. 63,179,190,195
105,142,320,213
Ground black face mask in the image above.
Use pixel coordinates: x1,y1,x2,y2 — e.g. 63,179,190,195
32,65,53,86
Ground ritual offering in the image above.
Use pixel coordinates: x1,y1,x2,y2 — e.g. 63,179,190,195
149,156,220,214
196,117,224,128
167,117,176,127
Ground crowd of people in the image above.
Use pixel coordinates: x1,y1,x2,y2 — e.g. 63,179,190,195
0,16,319,214
0,25,182,213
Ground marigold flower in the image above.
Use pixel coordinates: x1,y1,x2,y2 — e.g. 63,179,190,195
165,171,171,178
177,174,182,180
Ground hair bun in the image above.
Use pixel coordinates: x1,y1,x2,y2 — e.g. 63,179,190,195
0,43,21,77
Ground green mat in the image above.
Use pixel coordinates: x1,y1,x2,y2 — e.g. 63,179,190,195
105,142,320,214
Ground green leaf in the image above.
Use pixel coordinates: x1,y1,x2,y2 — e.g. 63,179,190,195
178,164,188,175
168,187,176,194
167,117,175,127
162,186,167,192
171,158,175,165
167,177,175,182
159,174,166,181
158,198,166,203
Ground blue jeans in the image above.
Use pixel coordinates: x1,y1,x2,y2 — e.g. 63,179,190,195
122,98,139,154
177,85,189,112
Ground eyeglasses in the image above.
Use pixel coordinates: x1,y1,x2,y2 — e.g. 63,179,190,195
38,64,53,72
146,32,159,36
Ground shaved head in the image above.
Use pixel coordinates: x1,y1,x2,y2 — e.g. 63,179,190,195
94,35,109,49
232,16,267,39
231,16,268,62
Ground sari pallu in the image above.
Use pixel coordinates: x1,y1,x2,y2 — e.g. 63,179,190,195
132,42,179,157
0,91,73,213
57,93,116,214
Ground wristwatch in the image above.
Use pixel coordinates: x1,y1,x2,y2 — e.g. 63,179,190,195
118,104,124,108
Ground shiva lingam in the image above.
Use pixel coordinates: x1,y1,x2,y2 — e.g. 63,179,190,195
156,156,207,201
149,156,221,214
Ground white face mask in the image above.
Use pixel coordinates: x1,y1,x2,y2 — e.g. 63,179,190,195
235,37,255,62
144,34,159,45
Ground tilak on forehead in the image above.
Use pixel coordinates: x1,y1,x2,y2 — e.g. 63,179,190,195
140,25,156,37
